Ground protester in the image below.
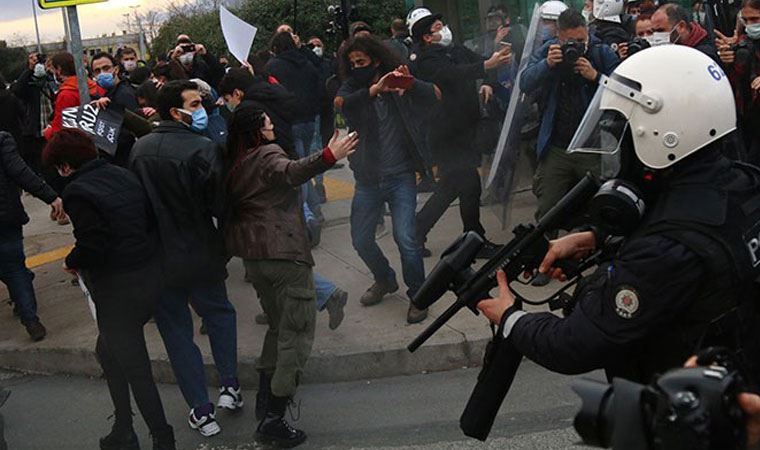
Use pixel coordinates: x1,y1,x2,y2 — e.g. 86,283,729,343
129,80,241,438
350,21,373,38
718,0,760,164
266,32,323,159
118,46,140,77
11,53,56,177
306,37,339,157
0,76,24,144
385,19,411,60
470,4,527,62
169,34,225,88
651,3,720,61
407,8,511,260
224,105,358,447
520,8,619,285
636,14,655,39
0,132,63,341
336,36,439,323
43,52,105,142
90,52,140,166
43,128,175,450
190,78,227,146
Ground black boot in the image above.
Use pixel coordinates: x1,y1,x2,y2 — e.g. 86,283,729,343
255,372,272,421
255,395,306,448
100,418,139,450
151,425,175,450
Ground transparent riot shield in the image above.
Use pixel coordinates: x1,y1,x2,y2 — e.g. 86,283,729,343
483,4,543,231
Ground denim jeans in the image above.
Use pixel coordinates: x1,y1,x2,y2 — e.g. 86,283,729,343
155,280,237,409
350,172,425,298
293,119,323,186
0,225,38,325
314,273,338,311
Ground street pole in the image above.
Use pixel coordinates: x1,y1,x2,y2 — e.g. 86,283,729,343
31,0,42,53
64,5,90,104
62,8,71,52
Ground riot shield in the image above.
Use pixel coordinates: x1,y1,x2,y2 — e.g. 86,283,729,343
483,4,543,230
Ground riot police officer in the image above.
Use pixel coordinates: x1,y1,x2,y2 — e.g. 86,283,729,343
477,45,760,384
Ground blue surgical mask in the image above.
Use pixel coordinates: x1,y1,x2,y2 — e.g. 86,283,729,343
178,108,209,132
746,23,760,40
96,72,115,89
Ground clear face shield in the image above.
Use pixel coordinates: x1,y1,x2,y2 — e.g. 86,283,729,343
567,74,659,179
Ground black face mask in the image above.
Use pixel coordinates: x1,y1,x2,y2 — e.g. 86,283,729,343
352,65,377,86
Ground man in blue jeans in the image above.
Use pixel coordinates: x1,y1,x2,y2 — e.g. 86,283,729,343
0,132,63,341
336,36,439,324
129,81,240,437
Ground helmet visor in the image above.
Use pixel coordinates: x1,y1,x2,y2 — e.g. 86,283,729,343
567,85,631,156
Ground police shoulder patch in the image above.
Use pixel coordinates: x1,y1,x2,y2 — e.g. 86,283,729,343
614,286,640,319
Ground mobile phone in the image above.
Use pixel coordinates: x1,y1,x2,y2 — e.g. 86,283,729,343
181,44,196,53
386,74,414,90
348,131,358,139
498,41,513,51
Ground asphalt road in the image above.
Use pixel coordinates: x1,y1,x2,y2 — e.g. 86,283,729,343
0,361,604,449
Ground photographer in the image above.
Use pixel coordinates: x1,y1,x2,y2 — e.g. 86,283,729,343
520,8,618,249
717,0,760,164
477,46,760,385
169,34,225,88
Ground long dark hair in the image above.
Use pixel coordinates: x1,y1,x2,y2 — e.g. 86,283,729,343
225,103,267,180
338,36,404,82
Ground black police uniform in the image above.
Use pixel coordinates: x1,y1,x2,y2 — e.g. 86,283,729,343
500,151,760,384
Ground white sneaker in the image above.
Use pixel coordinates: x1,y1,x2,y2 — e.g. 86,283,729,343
218,385,244,411
188,407,221,437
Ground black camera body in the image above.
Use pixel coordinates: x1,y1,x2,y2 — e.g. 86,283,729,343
561,39,587,66
731,39,755,66
573,349,748,450
627,37,651,57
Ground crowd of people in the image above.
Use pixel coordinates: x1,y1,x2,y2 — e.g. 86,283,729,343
0,0,758,448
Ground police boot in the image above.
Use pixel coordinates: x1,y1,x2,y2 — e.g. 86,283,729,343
255,395,306,448
100,416,139,450
255,372,272,421
151,425,175,450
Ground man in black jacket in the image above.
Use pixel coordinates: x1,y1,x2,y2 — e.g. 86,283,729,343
129,80,240,438
169,35,226,89
409,9,512,259
0,132,63,341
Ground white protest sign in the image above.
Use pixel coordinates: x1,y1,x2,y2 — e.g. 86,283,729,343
220,5,257,64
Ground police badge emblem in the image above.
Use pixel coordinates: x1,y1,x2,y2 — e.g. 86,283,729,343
614,287,640,319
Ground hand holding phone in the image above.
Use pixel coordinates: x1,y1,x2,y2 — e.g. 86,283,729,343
386,73,414,90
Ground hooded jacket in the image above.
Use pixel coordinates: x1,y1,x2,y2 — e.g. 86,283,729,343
243,77,299,158
265,49,322,123
44,76,104,141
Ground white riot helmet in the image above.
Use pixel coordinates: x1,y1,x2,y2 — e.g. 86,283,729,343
540,1,569,21
593,0,625,23
568,46,736,173
407,7,433,35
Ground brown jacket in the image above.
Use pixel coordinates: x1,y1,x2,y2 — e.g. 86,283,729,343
224,143,332,265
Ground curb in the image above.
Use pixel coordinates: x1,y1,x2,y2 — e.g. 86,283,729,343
0,337,489,387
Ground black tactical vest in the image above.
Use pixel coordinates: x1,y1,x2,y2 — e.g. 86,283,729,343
620,156,760,383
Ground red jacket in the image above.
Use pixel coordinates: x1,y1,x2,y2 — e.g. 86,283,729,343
44,76,104,141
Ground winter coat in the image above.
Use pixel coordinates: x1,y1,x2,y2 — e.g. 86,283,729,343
44,76,104,141
265,49,323,123
0,132,57,226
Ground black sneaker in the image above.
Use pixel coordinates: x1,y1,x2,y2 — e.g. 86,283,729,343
256,415,307,448
326,289,347,330
100,425,139,450
25,320,46,342
476,240,502,260
359,281,399,307
419,246,432,258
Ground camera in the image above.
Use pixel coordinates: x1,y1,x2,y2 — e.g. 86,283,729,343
573,348,748,450
561,39,587,66
180,44,196,53
627,37,651,57
731,40,754,66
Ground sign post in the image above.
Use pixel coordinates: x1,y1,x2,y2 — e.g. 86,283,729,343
38,0,108,104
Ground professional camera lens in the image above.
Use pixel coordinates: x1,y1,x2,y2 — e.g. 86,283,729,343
571,379,615,447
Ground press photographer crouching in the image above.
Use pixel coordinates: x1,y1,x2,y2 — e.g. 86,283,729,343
474,44,760,436
43,129,175,450
718,0,760,165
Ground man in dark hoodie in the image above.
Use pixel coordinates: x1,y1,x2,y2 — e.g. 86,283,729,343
219,68,298,158
265,32,324,163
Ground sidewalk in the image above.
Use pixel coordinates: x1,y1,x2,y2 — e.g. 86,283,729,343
0,164,550,388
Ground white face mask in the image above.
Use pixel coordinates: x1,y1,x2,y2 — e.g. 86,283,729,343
122,60,137,72
33,63,47,78
649,31,673,46
312,46,324,57
436,25,453,46
179,52,194,66
582,9,592,22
